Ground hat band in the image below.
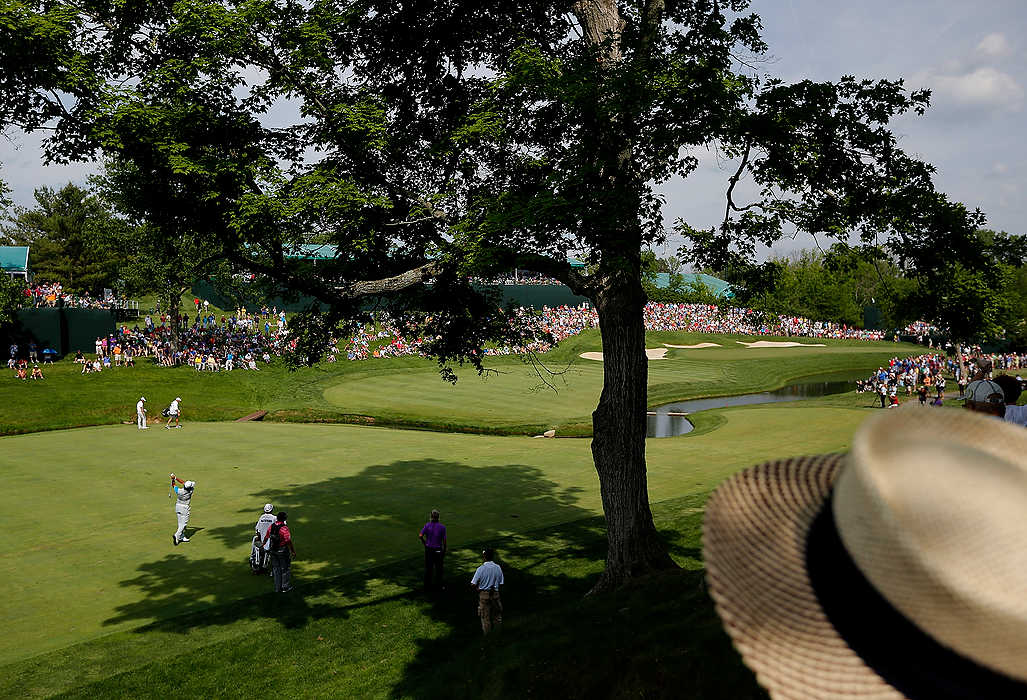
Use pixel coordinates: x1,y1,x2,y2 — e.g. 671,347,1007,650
806,496,1027,699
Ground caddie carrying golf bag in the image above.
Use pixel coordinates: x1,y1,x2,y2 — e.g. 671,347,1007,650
250,535,270,574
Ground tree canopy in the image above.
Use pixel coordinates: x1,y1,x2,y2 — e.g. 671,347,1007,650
0,0,981,589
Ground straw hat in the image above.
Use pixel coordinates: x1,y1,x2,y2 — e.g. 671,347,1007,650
703,406,1027,699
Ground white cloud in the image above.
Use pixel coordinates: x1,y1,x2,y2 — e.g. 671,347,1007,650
930,67,1024,110
977,32,1012,58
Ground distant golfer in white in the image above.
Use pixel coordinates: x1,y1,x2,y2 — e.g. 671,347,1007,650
136,396,148,429
170,473,195,545
165,396,182,429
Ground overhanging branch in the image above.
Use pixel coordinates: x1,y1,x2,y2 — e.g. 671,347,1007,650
225,249,441,306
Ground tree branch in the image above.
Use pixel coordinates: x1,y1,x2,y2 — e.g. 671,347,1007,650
226,248,441,305
723,141,752,225
342,261,442,297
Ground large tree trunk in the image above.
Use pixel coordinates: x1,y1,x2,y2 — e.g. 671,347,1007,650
589,264,677,593
573,0,676,592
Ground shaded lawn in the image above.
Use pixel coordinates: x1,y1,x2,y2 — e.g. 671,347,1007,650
4,493,766,700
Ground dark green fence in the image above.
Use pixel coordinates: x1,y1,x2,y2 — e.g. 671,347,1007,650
492,285,589,308
1,308,115,358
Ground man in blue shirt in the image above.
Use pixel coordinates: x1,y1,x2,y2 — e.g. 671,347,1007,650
470,547,504,634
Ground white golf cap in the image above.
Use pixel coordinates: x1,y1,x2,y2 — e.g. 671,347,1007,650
140,396,146,401
175,397,182,402
184,480,195,489
264,503,274,513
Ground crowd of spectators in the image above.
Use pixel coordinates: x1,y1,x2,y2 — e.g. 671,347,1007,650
641,303,885,339
855,350,1027,410
15,288,1015,377
901,320,939,337
76,306,290,374
469,273,565,286
23,282,133,310
856,354,952,408
341,302,889,361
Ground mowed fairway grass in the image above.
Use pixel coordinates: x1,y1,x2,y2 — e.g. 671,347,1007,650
0,335,923,696
6,406,866,661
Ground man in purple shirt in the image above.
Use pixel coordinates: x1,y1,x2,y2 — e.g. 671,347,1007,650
418,509,447,591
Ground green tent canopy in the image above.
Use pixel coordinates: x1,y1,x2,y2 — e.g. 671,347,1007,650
650,272,733,299
0,246,29,279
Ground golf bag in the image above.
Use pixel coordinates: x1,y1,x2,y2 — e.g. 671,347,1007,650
250,535,270,574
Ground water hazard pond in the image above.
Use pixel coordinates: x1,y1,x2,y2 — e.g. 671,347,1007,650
647,370,866,438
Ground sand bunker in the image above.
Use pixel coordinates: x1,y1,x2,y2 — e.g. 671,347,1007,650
663,342,722,349
735,340,826,348
580,348,669,361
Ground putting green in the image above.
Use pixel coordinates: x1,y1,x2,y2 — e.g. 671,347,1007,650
3,406,869,665
323,340,908,432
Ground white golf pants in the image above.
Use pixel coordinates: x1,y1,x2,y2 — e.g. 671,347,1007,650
175,506,190,540
137,411,146,429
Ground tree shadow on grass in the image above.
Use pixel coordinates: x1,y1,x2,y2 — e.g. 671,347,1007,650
101,470,763,699
389,496,766,699
103,458,596,632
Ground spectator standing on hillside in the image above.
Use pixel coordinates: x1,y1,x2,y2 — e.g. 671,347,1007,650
136,396,148,429
8,343,17,362
470,548,504,635
165,397,182,429
28,342,37,363
419,509,447,591
170,473,195,545
262,511,296,592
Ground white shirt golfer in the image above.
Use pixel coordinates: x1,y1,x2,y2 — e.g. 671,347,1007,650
169,398,180,416
136,398,147,429
172,478,195,544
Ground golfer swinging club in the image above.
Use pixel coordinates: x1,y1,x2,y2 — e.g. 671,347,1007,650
170,473,195,545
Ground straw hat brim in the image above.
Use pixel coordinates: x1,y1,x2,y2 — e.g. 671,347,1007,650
703,454,904,700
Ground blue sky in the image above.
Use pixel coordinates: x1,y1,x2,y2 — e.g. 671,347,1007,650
2,1,1024,261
